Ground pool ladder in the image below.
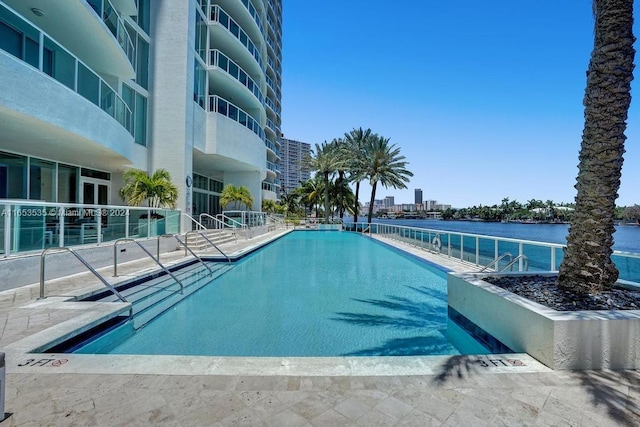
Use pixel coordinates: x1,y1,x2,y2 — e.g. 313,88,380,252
39,247,129,305
480,252,529,272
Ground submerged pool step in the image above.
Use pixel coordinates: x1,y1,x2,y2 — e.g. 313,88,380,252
95,262,206,303
132,263,234,329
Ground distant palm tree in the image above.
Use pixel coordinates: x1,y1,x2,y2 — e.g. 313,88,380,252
364,136,413,224
330,176,355,220
262,199,281,214
119,168,178,209
220,185,254,210
296,177,323,218
558,0,635,294
279,191,300,217
344,127,374,223
307,141,348,223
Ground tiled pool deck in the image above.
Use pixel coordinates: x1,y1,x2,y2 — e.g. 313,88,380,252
0,229,638,426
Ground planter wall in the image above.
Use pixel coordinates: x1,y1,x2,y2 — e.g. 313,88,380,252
448,272,640,370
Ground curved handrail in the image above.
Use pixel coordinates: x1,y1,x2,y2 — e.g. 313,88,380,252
480,253,514,272
184,231,231,262
216,214,246,230
182,212,206,230
40,247,128,303
500,255,529,272
113,238,185,293
171,234,215,271
199,213,232,231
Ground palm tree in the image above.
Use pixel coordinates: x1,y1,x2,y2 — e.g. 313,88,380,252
557,0,635,295
278,192,298,217
344,127,374,223
296,177,323,218
330,176,356,220
364,136,413,224
307,141,348,224
262,199,281,214
220,185,254,210
119,168,178,209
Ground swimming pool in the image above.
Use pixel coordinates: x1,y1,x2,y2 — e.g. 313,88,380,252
72,231,492,357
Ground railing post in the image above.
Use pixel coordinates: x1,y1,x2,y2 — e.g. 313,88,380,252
475,236,479,265
3,204,10,257
97,207,102,244
125,208,130,239
519,242,524,271
39,252,46,299
58,207,65,247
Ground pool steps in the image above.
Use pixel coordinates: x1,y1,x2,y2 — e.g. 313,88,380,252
185,229,236,250
92,262,234,328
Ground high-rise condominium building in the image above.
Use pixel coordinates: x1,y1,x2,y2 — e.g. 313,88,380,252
0,0,282,225
280,137,310,195
414,188,423,205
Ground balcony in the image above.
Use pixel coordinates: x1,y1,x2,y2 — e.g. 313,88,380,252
3,0,135,79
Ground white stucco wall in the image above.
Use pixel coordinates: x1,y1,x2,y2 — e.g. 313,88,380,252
148,0,194,221
204,114,267,174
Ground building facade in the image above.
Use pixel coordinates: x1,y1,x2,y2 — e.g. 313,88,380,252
280,137,310,195
414,188,422,205
0,0,282,223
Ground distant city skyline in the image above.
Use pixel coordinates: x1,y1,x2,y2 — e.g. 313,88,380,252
281,1,640,208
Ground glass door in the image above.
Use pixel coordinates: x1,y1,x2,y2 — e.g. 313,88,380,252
80,178,110,225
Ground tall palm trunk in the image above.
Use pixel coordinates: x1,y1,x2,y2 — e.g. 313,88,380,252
323,171,330,224
367,181,378,224
353,181,361,224
558,0,635,294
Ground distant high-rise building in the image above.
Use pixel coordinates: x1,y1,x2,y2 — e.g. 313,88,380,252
280,138,311,194
384,196,395,208
415,188,423,204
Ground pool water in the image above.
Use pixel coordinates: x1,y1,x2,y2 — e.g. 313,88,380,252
75,232,491,356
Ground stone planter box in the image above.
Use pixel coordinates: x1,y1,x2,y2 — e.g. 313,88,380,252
448,271,640,370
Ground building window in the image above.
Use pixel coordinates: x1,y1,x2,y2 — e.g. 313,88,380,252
0,152,26,199
135,35,149,89
123,84,148,146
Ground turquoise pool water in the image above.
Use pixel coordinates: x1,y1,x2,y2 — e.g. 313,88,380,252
75,232,490,356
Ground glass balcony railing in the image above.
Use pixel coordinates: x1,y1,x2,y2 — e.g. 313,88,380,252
353,223,640,283
209,49,264,106
0,3,132,134
266,161,280,173
85,0,135,67
266,118,279,135
209,5,264,72
262,181,279,192
265,96,281,115
265,139,280,157
208,95,265,141
0,200,181,256
238,0,265,39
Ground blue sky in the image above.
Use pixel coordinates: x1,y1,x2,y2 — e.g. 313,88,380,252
280,1,640,208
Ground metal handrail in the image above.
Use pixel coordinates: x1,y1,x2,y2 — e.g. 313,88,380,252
499,255,529,272
266,214,286,229
480,252,514,272
172,234,215,271
113,238,185,293
184,231,231,262
40,247,128,303
199,213,233,231
216,214,247,230
183,212,206,230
